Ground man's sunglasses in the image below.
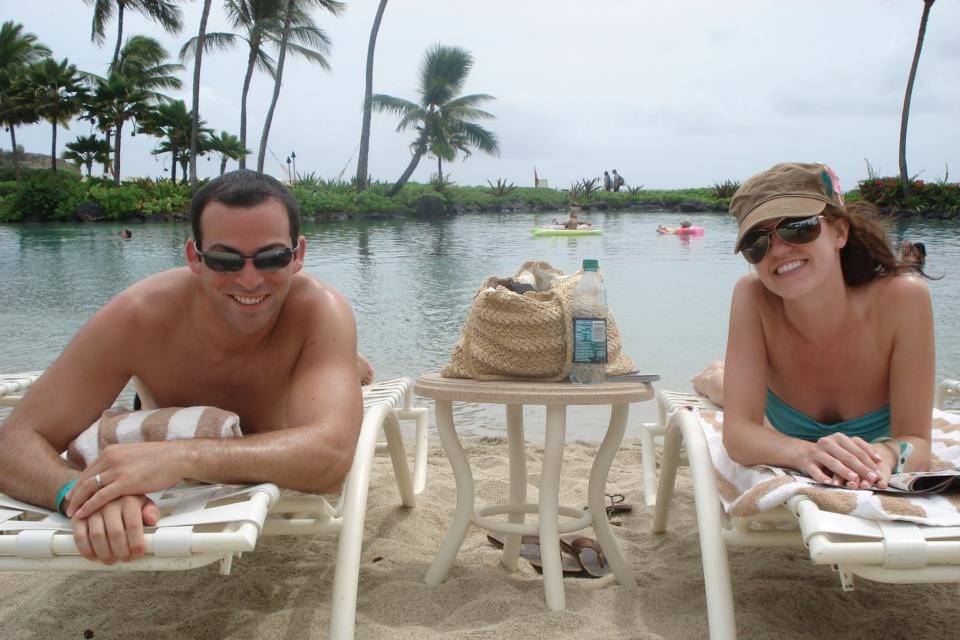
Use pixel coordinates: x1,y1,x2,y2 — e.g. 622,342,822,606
739,215,823,265
194,242,299,272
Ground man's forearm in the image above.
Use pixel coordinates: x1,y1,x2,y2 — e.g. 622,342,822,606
0,428,78,510
179,423,359,493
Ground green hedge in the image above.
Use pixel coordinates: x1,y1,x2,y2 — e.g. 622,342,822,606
858,177,960,214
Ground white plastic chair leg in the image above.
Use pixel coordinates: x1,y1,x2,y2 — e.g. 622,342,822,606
382,411,416,508
675,409,737,640
396,406,429,495
639,422,664,507
329,402,386,640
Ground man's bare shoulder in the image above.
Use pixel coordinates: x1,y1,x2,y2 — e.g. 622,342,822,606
285,273,353,321
109,268,195,327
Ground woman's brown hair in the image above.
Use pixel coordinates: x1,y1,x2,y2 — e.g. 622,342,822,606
824,201,934,285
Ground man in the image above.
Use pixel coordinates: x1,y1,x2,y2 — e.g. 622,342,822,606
0,170,363,565
563,209,592,230
612,169,624,192
603,171,613,192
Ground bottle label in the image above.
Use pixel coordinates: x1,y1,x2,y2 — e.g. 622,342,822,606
572,318,607,364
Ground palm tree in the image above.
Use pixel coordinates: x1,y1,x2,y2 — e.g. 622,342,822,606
85,36,182,184
64,134,111,177
257,0,344,173
207,130,248,174
188,0,213,189
899,0,936,199
88,73,150,184
181,0,335,171
372,45,500,196
0,21,51,179
143,99,210,184
24,58,86,172
355,0,388,191
85,0,183,70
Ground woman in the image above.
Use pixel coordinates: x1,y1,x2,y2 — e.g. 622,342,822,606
719,162,934,490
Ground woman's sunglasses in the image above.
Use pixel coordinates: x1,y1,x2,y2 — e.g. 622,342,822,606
739,215,823,265
194,243,299,272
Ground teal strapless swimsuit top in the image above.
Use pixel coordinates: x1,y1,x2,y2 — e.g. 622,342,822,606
765,389,891,442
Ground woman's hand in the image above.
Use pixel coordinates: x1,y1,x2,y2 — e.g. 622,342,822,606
797,433,887,489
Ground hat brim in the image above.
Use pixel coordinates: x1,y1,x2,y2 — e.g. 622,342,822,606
733,197,829,253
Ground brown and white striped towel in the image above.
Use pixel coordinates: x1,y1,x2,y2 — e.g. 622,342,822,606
66,406,242,468
690,407,960,527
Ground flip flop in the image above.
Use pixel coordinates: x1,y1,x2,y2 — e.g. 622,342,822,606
604,493,633,516
486,533,585,576
582,493,633,519
560,535,611,578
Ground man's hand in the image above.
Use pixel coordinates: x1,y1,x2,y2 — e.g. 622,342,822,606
72,495,160,564
67,442,189,519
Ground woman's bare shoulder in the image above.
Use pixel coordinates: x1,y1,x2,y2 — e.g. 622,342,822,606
869,273,931,306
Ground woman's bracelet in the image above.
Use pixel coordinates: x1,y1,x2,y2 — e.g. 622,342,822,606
871,437,914,474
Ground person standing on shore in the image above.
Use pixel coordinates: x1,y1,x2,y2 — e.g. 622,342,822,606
612,170,624,192
603,171,613,192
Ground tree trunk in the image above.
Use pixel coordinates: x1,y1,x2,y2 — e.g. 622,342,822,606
112,120,123,185
51,121,57,172
104,125,113,178
356,0,389,191
257,0,295,173
10,126,19,181
190,0,213,189
86,159,93,178
220,157,227,175
387,132,427,196
171,143,178,184
238,35,260,170
111,2,126,71
899,0,935,200
437,155,442,181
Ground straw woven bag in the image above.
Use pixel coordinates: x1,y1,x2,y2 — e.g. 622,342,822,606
442,261,634,381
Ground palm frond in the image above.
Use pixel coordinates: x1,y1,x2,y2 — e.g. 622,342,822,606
86,0,115,44
286,24,332,51
283,42,331,70
179,32,240,62
371,94,419,118
130,0,184,35
253,48,277,77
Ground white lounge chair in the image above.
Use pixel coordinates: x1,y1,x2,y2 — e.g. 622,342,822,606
645,378,960,640
0,374,428,640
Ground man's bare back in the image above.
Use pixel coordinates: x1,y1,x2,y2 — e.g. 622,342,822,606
0,170,363,565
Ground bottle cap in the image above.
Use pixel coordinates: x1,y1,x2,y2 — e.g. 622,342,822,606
582,259,599,271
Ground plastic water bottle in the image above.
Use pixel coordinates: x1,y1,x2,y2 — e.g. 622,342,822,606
569,259,607,384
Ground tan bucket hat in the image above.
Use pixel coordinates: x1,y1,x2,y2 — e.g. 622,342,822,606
730,162,845,253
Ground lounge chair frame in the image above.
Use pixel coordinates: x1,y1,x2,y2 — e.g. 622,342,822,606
0,374,428,640
644,378,960,640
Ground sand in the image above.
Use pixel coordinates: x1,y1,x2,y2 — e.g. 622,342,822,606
1,438,958,640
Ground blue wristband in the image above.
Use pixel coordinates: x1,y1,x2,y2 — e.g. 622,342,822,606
55,479,78,517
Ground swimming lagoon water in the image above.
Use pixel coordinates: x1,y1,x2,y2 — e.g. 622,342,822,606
2,211,957,440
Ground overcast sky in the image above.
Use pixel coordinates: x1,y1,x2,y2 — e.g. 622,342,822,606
4,0,959,189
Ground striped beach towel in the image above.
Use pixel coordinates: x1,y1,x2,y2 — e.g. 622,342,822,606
693,407,960,526
67,406,242,468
